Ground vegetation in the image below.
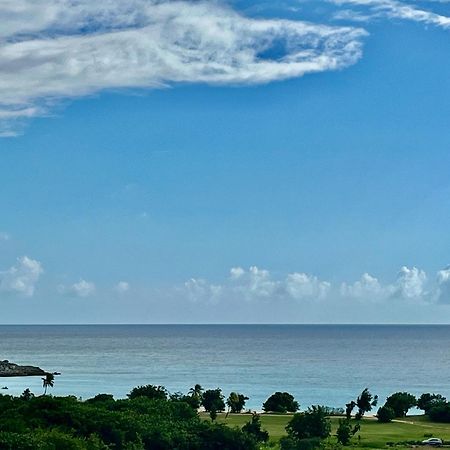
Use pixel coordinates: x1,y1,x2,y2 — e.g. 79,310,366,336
263,392,299,413
355,388,378,420
3,384,450,449
417,393,447,414
241,413,269,443
226,392,249,414
201,388,225,413
376,405,395,423
41,373,55,395
0,387,258,450
384,392,417,417
336,418,360,445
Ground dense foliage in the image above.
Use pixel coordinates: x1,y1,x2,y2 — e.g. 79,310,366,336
376,405,395,423
263,392,299,413
0,388,258,450
286,406,331,441
336,418,360,445
201,388,225,413
384,392,416,417
355,388,378,420
226,392,248,414
417,393,447,415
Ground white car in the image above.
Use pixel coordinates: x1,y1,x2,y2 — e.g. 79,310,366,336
422,438,443,446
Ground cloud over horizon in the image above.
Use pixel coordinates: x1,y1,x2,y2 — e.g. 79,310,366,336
183,264,450,305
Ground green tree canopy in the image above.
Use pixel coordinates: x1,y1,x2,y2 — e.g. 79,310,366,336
417,393,447,415
226,392,249,414
202,388,225,413
263,392,299,413
127,384,168,401
385,392,417,417
355,388,378,420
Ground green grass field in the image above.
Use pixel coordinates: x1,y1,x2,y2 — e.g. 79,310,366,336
202,413,450,449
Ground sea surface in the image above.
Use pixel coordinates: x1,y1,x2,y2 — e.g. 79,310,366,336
1,325,450,411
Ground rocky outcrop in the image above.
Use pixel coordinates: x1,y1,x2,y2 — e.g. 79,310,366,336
0,360,48,377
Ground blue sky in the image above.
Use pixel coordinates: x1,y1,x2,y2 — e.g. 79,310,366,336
1,0,450,323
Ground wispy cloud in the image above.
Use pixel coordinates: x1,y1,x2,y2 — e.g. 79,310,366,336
330,0,450,28
0,256,43,297
0,231,10,241
115,281,130,294
58,279,96,298
0,0,366,135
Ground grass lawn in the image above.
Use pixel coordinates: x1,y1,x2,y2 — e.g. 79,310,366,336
202,413,450,449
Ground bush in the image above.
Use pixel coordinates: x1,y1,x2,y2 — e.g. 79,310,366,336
286,406,331,441
336,418,360,445
242,413,269,443
377,405,395,423
263,392,299,413
280,436,322,450
429,402,450,422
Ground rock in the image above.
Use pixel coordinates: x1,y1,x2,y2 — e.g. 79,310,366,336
0,360,50,377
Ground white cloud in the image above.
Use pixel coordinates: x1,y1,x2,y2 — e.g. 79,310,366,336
330,0,450,28
341,272,391,300
285,272,331,300
395,265,427,300
184,266,330,303
0,231,10,241
184,278,223,304
0,256,43,297
184,264,450,305
0,0,366,135
115,281,130,293
233,266,280,299
59,279,96,298
435,266,450,303
341,266,429,302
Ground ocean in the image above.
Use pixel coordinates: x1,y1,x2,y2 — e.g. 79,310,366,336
1,325,450,411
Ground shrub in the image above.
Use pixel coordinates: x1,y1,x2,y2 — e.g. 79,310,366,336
377,405,395,423
286,406,331,441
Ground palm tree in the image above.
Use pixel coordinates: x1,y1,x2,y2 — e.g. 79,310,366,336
42,373,54,395
189,384,203,399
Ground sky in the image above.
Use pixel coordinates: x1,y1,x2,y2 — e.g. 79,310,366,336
1,0,450,324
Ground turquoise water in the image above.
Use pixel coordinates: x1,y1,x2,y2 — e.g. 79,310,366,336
1,325,450,411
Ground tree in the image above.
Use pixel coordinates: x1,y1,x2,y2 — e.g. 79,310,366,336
417,393,446,415
127,384,168,400
226,392,249,414
202,388,225,413
385,392,416,417
376,405,395,423
188,384,203,409
242,413,269,443
20,388,34,401
355,388,378,420
345,401,356,419
336,418,360,445
286,405,331,441
42,373,54,395
263,392,299,413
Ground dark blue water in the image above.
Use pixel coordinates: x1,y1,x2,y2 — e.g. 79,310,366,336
1,325,449,411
